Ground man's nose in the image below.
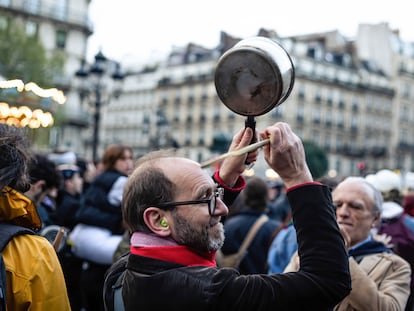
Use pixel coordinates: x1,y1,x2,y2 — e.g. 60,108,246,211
336,205,350,217
214,198,229,216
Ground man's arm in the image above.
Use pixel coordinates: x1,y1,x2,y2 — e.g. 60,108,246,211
262,122,351,308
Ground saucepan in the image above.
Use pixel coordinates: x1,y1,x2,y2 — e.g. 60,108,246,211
201,37,295,168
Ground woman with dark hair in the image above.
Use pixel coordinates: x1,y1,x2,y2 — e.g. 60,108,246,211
69,144,133,311
75,144,133,234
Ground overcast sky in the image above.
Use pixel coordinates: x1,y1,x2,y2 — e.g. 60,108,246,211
87,0,414,66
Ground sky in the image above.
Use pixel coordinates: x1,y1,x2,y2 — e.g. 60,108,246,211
87,0,414,68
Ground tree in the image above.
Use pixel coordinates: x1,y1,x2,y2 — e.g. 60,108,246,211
0,19,64,87
303,140,328,180
210,132,232,153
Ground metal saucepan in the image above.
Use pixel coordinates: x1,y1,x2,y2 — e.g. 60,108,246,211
202,37,295,167
215,36,295,131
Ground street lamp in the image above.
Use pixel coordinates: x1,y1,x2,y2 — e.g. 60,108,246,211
146,109,179,151
74,50,124,162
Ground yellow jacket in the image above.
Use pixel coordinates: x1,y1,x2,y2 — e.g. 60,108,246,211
0,187,71,311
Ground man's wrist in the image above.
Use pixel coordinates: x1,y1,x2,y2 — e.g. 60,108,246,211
214,170,245,191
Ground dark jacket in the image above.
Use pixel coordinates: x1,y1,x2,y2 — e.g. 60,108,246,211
76,170,124,234
55,190,81,229
221,210,281,274
108,185,351,310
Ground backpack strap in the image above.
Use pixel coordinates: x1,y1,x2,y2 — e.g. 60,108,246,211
236,214,269,258
0,223,35,251
0,223,35,311
113,272,125,311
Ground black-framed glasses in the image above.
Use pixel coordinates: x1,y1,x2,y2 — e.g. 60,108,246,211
156,188,224,216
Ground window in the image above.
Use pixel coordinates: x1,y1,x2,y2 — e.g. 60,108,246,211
336,112,344,128
25,21,37,37
314,88,322,103
298,85,305,99
325,110,332,127
312,107,321,124
56,29,67,49
327,90,334,106
24,0,40,14
402,82,410,99
54,0,68,21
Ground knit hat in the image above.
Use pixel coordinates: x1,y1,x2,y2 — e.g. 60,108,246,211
381,201,403,219
57,164,80,180
374,169,402,193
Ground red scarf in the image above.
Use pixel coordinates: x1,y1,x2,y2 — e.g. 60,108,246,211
130,245,217,267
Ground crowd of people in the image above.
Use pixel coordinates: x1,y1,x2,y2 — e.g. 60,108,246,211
1,120,413,310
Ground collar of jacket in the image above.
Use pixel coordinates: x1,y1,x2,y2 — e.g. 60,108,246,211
0,186,42,229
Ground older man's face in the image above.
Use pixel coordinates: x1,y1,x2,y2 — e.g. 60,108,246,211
333,180,378,246
162,158,228,252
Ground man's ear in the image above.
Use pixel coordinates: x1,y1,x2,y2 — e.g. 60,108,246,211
143,207,171,236
33,180,46,192
372,212,381,228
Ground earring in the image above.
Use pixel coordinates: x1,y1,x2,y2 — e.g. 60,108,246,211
160,219,168,227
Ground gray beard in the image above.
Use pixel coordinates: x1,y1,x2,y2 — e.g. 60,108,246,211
172,212,224,252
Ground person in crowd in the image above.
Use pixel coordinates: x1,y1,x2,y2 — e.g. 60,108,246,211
55,164,83,229
0,124,71,310
220,176,281,274
103,123,351,310
55,164,84,311
285,176,411,310
266,177,291,223
267,175,340,274
366,169,414,311
70,144,133,311
76,156,97,192
267,220,297,274
25,153,62,228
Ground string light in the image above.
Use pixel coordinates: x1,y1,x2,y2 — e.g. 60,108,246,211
0,102,54,128
0,78,64,128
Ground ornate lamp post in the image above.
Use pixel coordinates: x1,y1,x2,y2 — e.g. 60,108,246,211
148,109,179,150
75,50,124,162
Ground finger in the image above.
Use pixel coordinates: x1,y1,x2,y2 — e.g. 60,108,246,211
245,150,259,163
231,127,245,146
239,127,253,147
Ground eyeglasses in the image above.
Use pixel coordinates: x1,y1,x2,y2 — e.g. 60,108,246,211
156,188,224,216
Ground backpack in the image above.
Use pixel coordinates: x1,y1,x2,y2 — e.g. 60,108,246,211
0,223,35,311
216,214,269,269
103,253,129,311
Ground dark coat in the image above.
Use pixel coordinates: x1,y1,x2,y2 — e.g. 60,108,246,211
55,190,80,229
75,170,124,234
221,210,281,274
113,185,351,310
